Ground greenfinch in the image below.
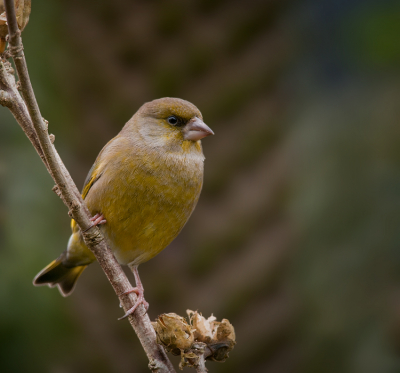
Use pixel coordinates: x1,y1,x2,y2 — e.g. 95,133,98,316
33,97,214,316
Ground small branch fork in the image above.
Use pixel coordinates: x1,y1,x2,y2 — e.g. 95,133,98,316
191,343,210,373
1,1,175,372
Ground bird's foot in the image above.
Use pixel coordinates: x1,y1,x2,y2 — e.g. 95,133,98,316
118,287,149,320
83,213,107,232
90,213,107,226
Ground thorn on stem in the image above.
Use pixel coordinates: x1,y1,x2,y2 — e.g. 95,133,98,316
42,117,48,130
52,185,61,197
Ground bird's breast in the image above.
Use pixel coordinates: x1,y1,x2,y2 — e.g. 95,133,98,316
87,146,204,265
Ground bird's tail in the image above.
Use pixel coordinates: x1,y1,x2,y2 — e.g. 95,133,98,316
33,252,87,297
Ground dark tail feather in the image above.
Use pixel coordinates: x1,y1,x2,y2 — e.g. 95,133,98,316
33,254,87,297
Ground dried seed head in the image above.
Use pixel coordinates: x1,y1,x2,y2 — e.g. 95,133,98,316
152,313,194,354
187,310,236,362
188,309,216,343
153,311,236,367
0,0,31,41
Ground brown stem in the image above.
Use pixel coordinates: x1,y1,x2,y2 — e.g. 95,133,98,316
191,343,209,373
2,1,175,372
194,354,208,373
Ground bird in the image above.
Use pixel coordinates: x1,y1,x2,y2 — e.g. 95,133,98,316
33,97,214,318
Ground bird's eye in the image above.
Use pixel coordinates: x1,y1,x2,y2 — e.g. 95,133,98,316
167,116,178,125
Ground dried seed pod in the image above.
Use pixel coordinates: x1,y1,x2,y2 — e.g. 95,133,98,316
0,0,31,52
214,318,236,343
207,319,236,362
152,313,194,354
187,309,216,343
187,310,236,363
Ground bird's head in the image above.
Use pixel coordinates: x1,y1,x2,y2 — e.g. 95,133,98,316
131,98,214,150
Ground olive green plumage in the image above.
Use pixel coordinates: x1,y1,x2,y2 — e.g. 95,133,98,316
34,98,213,296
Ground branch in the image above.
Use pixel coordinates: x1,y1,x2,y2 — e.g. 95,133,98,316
195,355,208,373
2,1,175,372
192,343,209,373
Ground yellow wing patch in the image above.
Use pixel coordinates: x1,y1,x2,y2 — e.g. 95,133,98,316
70,161,103,232
82,165,103,199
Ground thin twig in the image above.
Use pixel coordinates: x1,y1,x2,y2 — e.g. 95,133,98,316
195,355,208,373
2,1,175,372
193,343,209,373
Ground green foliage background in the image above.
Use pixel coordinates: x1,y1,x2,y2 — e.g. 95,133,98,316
1,0,400,372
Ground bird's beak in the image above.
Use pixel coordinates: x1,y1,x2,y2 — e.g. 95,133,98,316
183,117,214,141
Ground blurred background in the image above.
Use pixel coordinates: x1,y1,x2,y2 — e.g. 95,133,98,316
0,0,400,372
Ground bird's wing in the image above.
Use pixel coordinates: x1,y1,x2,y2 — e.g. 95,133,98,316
81,136,119,199
82,162,103,200
71,139,115,232
69,159,104,233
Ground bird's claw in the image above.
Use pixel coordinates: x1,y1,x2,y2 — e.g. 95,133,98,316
83,213,107,232
90,213,107,226
118,287,149,320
